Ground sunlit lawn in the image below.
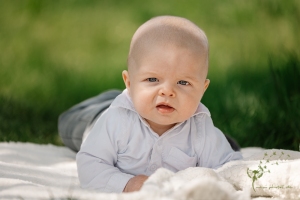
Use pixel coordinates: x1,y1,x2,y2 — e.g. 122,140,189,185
0,0,299,150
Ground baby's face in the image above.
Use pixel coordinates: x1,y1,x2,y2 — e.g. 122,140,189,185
123,44,209,135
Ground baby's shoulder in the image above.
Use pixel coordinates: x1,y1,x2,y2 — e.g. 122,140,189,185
191,108,220,142
90,106,139,142
100,105,139,125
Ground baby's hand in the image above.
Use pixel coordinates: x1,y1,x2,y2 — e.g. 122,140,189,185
123,175,148,192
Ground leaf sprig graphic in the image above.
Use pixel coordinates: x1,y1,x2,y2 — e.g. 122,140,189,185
247,150,290,192
247,162,270,192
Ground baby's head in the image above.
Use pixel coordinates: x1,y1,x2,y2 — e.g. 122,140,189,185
123,16,210,135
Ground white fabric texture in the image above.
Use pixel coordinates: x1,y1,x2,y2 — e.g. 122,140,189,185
77,89,242,192
1,142,300,200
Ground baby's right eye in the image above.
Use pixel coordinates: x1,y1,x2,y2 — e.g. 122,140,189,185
147,78,158,82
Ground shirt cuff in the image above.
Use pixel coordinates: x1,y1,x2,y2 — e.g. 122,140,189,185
105,172,134,193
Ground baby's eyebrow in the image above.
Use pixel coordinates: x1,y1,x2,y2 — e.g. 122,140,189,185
139,71,159,76
179,75,200,81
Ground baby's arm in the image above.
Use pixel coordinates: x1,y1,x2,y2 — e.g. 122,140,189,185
76,110,136,193
123,175,148,192
198,116,243,169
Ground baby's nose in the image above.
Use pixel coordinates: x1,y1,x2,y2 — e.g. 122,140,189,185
159,86,175,97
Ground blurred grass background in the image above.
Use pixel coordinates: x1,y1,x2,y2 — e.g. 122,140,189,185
0,0,299,150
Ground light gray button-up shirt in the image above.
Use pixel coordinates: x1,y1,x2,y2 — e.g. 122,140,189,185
76,89,242,193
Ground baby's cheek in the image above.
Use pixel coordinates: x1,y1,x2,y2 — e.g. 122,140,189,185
133,100,148,116
182,103,198,119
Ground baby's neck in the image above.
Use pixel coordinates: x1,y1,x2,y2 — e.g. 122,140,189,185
145,120,176,136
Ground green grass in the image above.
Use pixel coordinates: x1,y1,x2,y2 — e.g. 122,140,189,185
0,0,299,150
202,53,300,150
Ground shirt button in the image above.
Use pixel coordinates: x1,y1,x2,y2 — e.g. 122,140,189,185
150,164,157,171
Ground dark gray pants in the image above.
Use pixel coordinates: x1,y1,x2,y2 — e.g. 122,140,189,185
58,90,122,152
58,89,240,152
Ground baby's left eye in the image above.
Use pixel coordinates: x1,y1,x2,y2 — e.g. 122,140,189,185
177,80,190,85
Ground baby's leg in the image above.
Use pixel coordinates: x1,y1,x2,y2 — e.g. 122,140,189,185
58,89,121,152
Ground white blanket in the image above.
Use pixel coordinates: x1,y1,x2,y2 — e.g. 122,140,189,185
0,142,299,200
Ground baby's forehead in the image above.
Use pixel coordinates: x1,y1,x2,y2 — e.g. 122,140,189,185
134,45,207,75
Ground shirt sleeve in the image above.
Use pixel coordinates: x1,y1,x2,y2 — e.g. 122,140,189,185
76,108,134,193
198,115,243,169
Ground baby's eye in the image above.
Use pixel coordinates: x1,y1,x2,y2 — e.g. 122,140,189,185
147,78,158,82
177,80,190,85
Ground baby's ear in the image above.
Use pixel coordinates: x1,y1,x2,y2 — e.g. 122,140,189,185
203,79,210,91
122,70,131,91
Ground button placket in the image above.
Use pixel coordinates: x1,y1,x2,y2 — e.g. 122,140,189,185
147,139,163,173
157,140,162,146
150,164,157,171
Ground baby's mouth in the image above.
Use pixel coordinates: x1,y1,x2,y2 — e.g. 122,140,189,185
156,104,175,113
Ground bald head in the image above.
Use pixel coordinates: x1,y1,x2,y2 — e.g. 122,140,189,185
128,16,209,74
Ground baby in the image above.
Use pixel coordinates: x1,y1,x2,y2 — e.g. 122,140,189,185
62,16,242,193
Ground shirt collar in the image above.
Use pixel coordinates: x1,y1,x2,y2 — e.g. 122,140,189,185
193,102,211,117
111,89,211,117
111,89,136,112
